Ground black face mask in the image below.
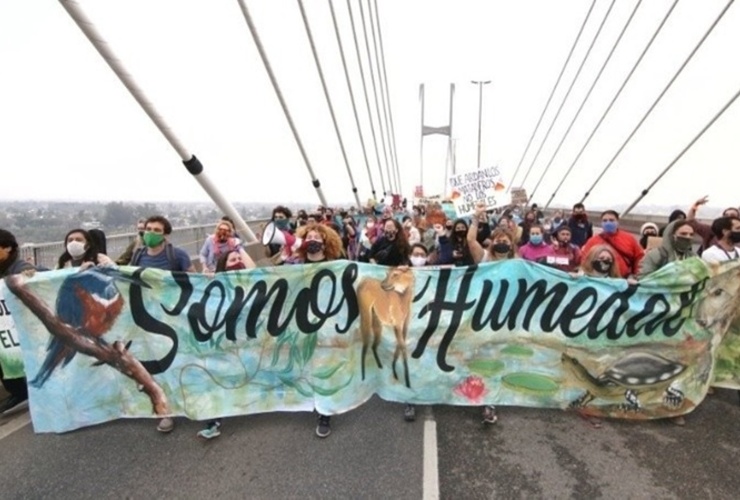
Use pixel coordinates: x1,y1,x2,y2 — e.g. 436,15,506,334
492,243,510,254
385,231,397,240
306,240,324,254
138,231,144,238
455,229,467,236
731,231,740,244
593,260,612,274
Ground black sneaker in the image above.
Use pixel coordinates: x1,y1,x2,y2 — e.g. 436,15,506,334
404,404,416,422
0,395,28,415
482,405,498,425
316,414,331,438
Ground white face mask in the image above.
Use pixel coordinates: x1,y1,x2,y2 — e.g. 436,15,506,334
410,256,427,267
67,240,87,259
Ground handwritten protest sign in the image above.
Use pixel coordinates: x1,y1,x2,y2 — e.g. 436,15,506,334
449,166,506,216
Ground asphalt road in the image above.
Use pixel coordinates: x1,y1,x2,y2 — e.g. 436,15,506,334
2,390,740,499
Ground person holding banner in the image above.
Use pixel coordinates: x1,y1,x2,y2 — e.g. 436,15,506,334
518,224,554,263
286,224,345,437
0,229,35,414
466,205,518,424
197,247,257,440
56,229,99,269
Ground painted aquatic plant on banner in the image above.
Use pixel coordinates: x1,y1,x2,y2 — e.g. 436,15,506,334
4,259,740,434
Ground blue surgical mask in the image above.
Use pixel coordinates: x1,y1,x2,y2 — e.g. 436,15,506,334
530,234,543,245
602,221,618,234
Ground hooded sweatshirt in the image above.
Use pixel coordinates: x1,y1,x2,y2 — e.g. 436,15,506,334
637,220,695,278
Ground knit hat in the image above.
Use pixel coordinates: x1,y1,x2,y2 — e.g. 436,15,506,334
640,222,659,235
0,229,18,249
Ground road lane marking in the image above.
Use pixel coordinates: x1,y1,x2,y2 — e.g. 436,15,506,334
423,407,439,500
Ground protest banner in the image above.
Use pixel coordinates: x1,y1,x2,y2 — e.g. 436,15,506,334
0,283,24,379
448,166,506,216
4,259,740,434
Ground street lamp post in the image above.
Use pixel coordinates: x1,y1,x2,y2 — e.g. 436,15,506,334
471,80,491,169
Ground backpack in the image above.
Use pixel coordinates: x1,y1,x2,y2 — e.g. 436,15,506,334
130,243,180,271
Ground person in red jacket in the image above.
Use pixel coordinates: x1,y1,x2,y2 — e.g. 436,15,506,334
581,210,644,278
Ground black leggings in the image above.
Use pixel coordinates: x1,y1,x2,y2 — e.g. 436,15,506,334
0,365,28,400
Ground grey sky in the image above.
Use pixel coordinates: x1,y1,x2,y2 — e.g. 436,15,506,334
1,0,738,214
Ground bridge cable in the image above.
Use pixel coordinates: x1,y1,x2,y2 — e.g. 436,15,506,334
57,0,258,244
579,0,735,204
506,0,597,193
358,0,396,194
518,0,617,193
297,0,362,208
372,0,403,196
235,0,328,207
527,0,643,205
622,85,740,217
543,0,679,210
346,0,388,196
328,0,378,200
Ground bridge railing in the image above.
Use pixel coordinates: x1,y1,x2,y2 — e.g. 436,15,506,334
20,219,272,270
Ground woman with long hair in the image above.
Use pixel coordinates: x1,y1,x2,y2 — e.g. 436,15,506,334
57,229,98,269
196,247,256,440
368,218,410,266
287,223,344,437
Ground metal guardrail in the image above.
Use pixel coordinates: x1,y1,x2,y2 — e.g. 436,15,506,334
19,219,272,270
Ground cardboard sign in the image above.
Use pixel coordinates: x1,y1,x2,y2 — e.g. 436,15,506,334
449,166,506,216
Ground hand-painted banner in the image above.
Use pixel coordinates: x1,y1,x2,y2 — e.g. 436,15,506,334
4,259,740,434
0,283,24,379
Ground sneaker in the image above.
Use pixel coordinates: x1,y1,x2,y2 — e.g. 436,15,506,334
197,421,221,440
316,414,331,438
404,404,416,422
0,395,28,415
157,417,175,433
482,405,498,425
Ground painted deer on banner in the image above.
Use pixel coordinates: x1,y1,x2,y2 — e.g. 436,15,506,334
357,267,415,388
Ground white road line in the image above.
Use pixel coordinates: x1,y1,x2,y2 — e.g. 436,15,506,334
0,411,32,441
423,407,439,500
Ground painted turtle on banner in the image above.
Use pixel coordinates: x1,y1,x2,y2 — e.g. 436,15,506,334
561,352,686,412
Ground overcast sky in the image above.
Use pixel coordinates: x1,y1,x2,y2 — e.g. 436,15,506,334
2,0,738,214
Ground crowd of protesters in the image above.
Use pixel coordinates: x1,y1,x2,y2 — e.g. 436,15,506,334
2,194,739,437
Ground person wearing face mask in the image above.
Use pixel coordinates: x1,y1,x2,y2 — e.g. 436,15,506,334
518,224,554,263
639,222,660,250
467,205,517,425
199,220,242,273
545,226,581,272
447,219,475,267
518,211,537,246
567,203,593,248
658,210,686,237
700,216,740,263
265,206,295,264
368,219,411,266
287,224,345,438
582,210,644,279
196,248,256,440
638,220,696,278
57,229,98,269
